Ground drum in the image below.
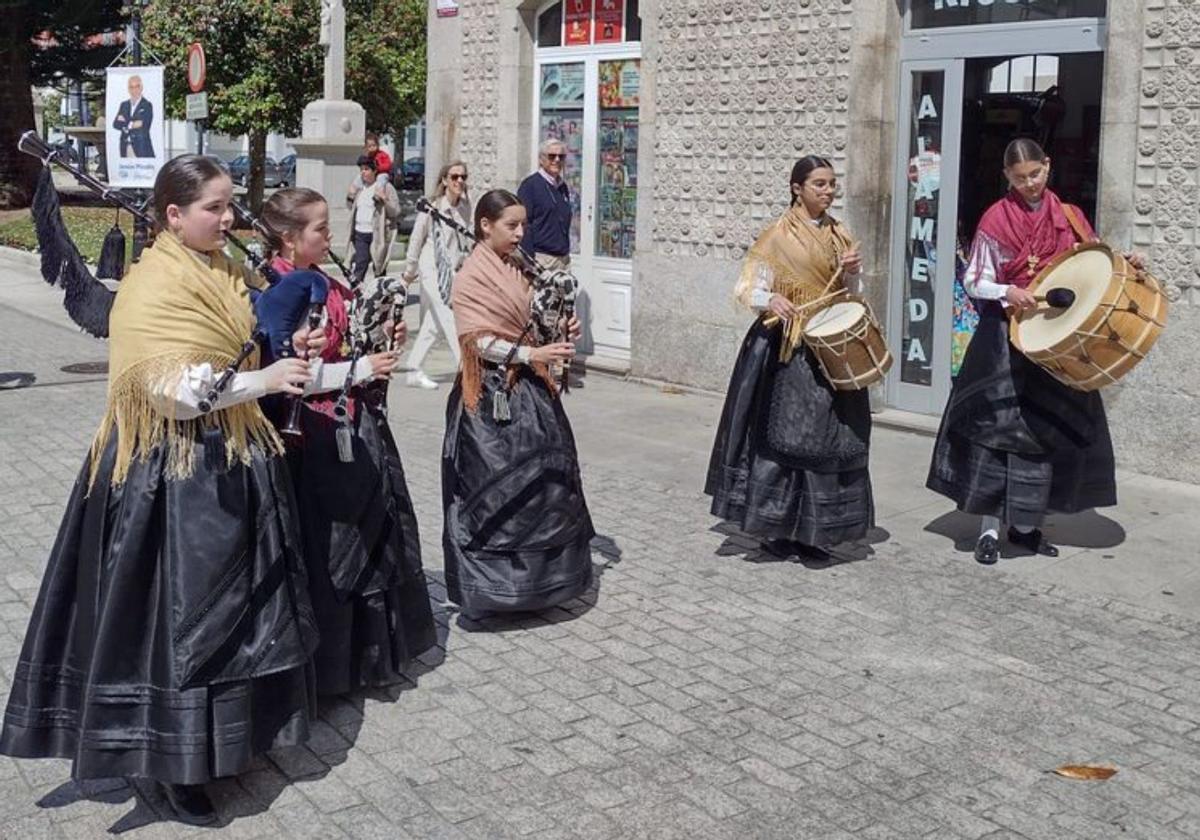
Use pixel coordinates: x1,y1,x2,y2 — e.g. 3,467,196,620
1011,243,1168,391
801,295,893,391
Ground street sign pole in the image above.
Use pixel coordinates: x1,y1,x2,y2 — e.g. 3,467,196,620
129,0,149,262
186,43,207,157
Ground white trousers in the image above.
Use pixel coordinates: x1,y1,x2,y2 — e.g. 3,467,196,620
406,267,460,371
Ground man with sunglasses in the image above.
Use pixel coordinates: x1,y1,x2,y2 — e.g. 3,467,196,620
517,139,573,271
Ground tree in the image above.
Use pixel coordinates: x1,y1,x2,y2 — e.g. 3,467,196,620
345,0,426,143
142,1,322,213
0,1,125,207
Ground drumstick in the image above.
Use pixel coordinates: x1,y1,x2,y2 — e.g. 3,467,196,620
1033,288,1076,308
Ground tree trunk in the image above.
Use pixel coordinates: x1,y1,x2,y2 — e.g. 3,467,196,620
247,129,266,215
0,3,41,208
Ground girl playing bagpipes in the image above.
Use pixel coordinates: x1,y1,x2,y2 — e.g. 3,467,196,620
258,188,437,694
0,157,324,825
442,189,594,619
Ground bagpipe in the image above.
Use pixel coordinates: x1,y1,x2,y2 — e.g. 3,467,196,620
253,269,328,437
17,130,282,340
415,197,579,392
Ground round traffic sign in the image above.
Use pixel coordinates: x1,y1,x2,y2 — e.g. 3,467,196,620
187,43,206,93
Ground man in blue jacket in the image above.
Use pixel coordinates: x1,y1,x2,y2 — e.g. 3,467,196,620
112,75,155,158
516,138,572,270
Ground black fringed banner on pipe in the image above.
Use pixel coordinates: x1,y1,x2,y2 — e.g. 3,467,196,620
29,166,116,338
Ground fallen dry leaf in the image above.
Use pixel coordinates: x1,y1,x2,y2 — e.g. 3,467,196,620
1053,764,1118,781
661,385,685,395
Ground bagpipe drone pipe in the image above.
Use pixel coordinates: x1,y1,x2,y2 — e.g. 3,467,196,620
17,131,282,339
252,269,330,438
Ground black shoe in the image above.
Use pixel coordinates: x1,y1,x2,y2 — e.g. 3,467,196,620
159,782,217,826
761,538,797,558
794,543,833,564
974,534,1000,565
1007,527,1059,557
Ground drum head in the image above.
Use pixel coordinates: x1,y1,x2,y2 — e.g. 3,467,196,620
1019,248,1112,352
805,300,865,337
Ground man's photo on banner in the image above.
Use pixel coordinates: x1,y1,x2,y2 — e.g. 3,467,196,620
106,66,165,188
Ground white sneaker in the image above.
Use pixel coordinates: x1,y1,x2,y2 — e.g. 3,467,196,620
406,370,439,390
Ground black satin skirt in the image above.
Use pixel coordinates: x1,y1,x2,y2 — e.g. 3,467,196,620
285,389,437,695
926,303,1117,526
441,368,595,614
705,318,875,547
0,435,318,784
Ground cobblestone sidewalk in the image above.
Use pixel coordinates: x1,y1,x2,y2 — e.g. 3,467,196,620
1,296,1200,839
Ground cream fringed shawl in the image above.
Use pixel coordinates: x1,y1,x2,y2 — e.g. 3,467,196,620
733,205,855,362
89,231,282,487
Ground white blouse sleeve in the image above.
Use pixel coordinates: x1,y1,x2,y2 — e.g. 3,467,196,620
158,358,376,420
475,335,532,366
154,364,269,421
962,235,1009,301
747,262,775,311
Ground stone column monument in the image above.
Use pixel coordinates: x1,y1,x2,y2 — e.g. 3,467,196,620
293,0,366,251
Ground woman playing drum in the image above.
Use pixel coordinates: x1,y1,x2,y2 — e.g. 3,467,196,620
926,138,1144,565
706,156,874,562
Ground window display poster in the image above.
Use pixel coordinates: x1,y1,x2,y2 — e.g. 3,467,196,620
540,112,584,254
106,65,165,188
599,59,640,108
540,63,585,111
595,0,624,43
595,111,638,259
565,0,593,46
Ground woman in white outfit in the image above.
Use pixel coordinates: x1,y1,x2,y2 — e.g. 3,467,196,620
402,160,473,389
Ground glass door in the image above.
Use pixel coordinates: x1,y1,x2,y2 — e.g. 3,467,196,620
886,59,964,415
535,48,640,368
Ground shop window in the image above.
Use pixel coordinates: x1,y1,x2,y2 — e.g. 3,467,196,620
596,59,639,259
911,0,1105,29
539,63,585,254
988,55,1060,93
536,0,641,47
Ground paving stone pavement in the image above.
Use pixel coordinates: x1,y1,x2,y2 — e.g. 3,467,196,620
2,272,1200,839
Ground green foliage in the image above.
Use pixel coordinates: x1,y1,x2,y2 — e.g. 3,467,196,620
40,92,65,134
345,0,427,136
141,1,323,139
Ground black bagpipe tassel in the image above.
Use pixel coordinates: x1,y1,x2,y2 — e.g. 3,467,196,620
29,164,115,338
96,209,126,280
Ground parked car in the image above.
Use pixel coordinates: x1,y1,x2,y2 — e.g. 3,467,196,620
228,154,285,188
278,154,296,187
396,157,424,190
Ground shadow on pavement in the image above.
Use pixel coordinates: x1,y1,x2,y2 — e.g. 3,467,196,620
923,508,1126,555
709,521,888,568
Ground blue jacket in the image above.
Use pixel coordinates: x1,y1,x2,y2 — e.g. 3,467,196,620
517,171,572,257
113,98,154,158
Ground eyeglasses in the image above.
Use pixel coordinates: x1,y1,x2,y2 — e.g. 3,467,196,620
448,173,467,182
545,153,566,161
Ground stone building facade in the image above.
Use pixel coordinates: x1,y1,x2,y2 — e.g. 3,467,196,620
425,0,1199,484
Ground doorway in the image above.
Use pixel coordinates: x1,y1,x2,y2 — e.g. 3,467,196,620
534,1,642,371
886,12,1107,415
